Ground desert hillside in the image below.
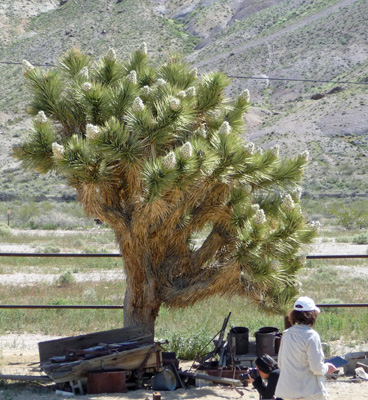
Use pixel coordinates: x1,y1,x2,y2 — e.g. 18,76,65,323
0,0,367,202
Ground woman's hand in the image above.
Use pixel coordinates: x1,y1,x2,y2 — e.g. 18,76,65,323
326,362,338,374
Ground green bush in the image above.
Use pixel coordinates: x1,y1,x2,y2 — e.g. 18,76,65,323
55,271,76,287
352,233,368,244
164,328,213,360
0,224,12,237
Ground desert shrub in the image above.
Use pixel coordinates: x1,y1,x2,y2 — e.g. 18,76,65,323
352,233,368,244
335,236,350,243
163,327,213,360
55,271,76,286
0,224,12,238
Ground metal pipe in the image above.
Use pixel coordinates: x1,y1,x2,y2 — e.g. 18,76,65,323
0,253,121,257
0,305,124,309
0,253,367,258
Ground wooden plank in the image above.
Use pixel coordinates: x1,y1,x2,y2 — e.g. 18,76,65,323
38,327,153,362
42,344,162,383
179,371,241,386
0,374,52,382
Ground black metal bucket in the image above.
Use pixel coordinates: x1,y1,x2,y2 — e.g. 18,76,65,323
228,326,249,355
255,327,281,356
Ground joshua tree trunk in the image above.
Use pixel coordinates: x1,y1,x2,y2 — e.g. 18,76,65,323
122,259,162,336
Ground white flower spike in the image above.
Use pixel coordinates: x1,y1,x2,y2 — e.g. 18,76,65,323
186,86,196,97
132,97,145,113
180,142,193,159
169,97,180,111
254,209,266,225
52,142,65,160
86,124,100,140
35,111,47,124
127,70,137,84
163,152,176,170
240,89,250,103
82,82,92,92
244,142,255,155
79,67,89,79
138,42,147,55
301,150,309,161
106,48,117,61
22,60,35,74
219,121,231,135
282,194,295,212
141,85,150,97
157,78,167,87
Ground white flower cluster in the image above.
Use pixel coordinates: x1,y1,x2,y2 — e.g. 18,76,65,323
35,111,47,124
52,142,65,160
82,82,92,92
257,147,264,155
244,142,255,155
180,142,193,159
219,121,231,135
132,97,145,113
254,209,266,225
282,194,295,212
271,144,279,157
189,68,197,78
186,86,196,97
138,42,147,55
126,70,137,84
163,151,176,170
105,48,117,61
178,90,186,99
156,78,167,87
86,123,100,140
292,187,302,201
79,67,89,79
141,85,150,97
270,260,280,271
169,97,181,111
251,204,260,212
195,125,207,138
301,150,309,161
240,89,250,103
22,60,34,74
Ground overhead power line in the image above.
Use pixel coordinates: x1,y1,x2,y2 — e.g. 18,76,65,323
1,60,367,85
228,74,368,86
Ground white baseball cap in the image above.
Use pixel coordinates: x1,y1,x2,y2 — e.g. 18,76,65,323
294,296,320,313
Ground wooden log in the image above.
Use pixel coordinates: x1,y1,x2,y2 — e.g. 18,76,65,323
42,344,162,383
0,374,52,382
38,327,153,362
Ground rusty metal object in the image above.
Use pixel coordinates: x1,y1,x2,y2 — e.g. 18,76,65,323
87,370,127,394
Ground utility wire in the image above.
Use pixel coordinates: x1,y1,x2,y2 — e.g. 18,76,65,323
228,74,368,85
1,60,367,85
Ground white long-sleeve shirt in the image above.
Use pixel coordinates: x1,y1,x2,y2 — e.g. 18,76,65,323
275,324,329,399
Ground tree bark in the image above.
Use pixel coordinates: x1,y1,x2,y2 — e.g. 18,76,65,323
123,271,161,337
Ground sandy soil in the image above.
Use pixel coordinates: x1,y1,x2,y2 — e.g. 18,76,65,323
0,234,367,398
0,335,367,400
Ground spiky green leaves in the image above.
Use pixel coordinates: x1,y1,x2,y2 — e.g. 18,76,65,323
13,115,57,173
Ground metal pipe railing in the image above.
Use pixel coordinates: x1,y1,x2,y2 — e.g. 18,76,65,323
0,252,366,310
0,253,367,258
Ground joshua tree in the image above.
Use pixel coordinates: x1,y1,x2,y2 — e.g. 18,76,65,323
15,45,316,335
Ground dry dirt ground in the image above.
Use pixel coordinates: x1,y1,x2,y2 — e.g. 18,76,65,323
0,235,367,398
1,346,368,400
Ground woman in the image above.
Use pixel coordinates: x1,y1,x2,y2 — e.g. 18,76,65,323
275,296,337,400
243,354,282,400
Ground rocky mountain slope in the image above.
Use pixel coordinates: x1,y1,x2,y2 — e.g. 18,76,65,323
0,0,367,201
